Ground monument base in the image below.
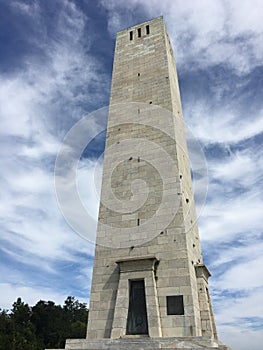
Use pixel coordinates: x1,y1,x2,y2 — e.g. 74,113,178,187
49,336,231,350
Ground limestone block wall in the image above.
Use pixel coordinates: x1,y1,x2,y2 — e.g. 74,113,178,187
87,17,216,340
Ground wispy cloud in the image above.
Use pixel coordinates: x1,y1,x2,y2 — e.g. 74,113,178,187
0,0,105,308
0,283,67,310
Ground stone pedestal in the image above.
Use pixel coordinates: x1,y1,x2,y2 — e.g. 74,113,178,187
63,337,231,350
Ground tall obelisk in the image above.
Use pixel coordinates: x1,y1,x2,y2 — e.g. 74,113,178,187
63,16,231,350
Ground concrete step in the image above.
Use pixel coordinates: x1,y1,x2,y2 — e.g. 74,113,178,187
61,337,231,350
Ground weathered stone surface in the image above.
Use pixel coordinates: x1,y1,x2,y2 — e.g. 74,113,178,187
64,337,231,350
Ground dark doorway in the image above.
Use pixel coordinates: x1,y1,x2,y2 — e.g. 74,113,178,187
126,280,148,335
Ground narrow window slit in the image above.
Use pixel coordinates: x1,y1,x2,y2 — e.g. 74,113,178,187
130,31,133,41
137,218,140,226
146,25,150,35
138,28,141,38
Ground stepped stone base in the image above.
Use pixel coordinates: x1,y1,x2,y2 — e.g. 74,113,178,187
53,337,231,350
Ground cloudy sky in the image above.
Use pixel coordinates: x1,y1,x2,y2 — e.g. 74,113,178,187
1,1,262,349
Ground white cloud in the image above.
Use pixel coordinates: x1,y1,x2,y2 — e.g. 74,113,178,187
209,149,263,186
218,257,263,290
212,287,263,349
0,0,104,306
220,328,263,350
11,0,40,16
198,146,263,244
212,240,263,268
185,104,263,144
0,283,73,311
77,159,102,221
199,191,262,243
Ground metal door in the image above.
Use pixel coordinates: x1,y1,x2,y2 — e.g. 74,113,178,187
126,280,148,335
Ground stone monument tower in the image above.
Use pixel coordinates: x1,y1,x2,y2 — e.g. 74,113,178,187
62,16,231,350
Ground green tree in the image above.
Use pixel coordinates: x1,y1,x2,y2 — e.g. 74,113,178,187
0,309,12,349
10,298,38,350
63,296,88,339
0,296,89,350
31,300,64,348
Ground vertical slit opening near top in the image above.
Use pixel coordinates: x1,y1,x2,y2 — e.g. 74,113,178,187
138,28,141,38
130,31,133,40
146,25,150,35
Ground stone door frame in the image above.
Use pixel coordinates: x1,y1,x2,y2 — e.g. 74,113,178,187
111,255,162,338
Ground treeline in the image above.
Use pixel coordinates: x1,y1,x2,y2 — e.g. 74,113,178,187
0,296,88,350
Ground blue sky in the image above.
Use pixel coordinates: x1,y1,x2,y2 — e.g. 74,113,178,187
0,1,263,349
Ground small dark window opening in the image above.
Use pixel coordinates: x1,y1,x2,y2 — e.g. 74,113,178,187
137,218,140,226
186,198,189,203
166,295,184,315
129,157,133,161
138,28,141,38
146,25,150,35
138,73,140,76
130,31,133,41
138,157,140,162
149,101,152,104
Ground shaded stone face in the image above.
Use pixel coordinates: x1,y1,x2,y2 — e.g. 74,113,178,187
86,16,217,341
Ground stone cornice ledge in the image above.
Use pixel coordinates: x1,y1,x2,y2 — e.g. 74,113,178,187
195,264,211,282
116,255,159,273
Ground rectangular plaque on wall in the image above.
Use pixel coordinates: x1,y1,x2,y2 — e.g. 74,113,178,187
166,295,184,315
